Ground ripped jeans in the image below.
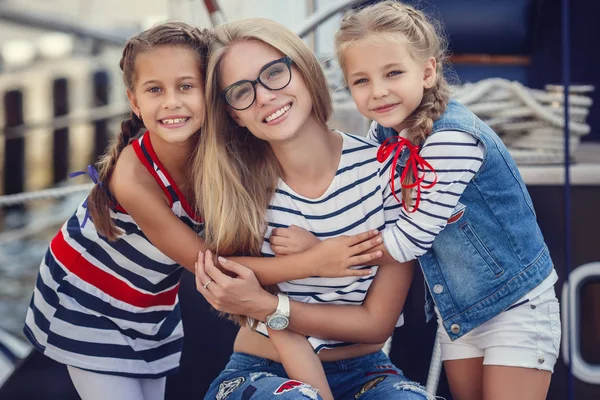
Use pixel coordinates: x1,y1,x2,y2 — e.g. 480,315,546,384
204,351,431,400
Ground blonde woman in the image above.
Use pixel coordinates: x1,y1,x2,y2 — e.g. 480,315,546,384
193,18,431,400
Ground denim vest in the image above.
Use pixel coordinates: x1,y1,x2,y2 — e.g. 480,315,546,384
375,99,554,339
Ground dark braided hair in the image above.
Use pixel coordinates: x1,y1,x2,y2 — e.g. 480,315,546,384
88,22,212,240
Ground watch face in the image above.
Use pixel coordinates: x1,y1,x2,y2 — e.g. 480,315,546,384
267,315,289,330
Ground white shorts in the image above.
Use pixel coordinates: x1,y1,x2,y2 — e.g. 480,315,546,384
437,285,561,373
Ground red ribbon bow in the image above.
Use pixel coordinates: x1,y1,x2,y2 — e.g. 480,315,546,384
377,136,438,213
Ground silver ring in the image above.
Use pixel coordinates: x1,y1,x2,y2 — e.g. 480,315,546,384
203,279,213,289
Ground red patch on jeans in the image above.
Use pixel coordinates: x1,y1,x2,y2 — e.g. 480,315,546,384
447,209,465,224
365,369,399,376
447,203,466,224
274,380,305,395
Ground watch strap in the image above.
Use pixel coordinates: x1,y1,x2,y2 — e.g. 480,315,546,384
276,293,290,317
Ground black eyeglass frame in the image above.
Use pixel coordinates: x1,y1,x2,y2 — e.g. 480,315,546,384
220,55,294,111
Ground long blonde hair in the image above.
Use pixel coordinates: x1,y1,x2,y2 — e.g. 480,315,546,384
194,18,332,258
88,22,211,240
335,0,450,209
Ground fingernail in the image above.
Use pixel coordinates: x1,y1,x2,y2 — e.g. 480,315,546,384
377,251,383,257
376,237,383,243
373,229,379,234
218,256,227,264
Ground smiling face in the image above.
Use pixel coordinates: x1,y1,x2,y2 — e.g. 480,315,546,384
218,40,314,144
127,45,205,145
342,37,436,132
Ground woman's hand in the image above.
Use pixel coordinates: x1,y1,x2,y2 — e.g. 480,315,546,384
270,225,320,255
195,250,277,321
305,229,384,278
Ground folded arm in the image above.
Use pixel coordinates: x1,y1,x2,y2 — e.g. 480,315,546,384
196,251,413,344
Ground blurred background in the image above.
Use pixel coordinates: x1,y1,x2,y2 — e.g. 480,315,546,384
0,0,599,399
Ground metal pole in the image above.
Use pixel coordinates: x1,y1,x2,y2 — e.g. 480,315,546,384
561,0,574,399
295,0,364,38
203,0,226,26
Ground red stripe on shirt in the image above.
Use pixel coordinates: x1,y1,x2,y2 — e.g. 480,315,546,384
140,133,202,223
132,135,174,208
51,230,179,308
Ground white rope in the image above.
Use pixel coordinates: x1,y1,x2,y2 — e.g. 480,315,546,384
426,331,443,395
449,78,594,164
452,78,593,107
0,183,92,206
451,79,591,135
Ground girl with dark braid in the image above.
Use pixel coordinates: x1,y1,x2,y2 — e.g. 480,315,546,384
22,22,210,400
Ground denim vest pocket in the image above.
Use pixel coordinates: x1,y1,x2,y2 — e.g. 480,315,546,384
460,222,504,277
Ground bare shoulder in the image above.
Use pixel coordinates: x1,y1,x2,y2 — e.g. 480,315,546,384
109,145,167,206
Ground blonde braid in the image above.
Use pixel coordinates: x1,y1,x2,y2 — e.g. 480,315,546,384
402,63,449,209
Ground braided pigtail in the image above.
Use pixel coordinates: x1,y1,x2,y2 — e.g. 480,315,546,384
87,114,142,239
402,59,449,209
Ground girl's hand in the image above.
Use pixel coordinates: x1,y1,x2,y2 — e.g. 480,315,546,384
195,250,278,321
306,230,384,278
270,225,320,255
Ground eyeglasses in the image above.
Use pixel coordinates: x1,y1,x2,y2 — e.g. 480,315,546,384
221,56,293,111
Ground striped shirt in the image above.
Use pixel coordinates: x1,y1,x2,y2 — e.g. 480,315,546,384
256,132,404,353
367,121,485,264
23,132,203,378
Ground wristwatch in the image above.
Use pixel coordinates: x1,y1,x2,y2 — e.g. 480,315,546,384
266,293,290,330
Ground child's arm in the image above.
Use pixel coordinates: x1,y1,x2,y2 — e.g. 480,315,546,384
196,251,412,345
269,225,321,255
269,329,333,400
112,147,382,280
233,231,383,285
366,122,486,265
270,128,487,271
117,178,381,281
111,148,206,274
271,225,398,266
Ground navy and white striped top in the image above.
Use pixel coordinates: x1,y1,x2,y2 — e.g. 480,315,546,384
366,121,486,264
255,131,404,353
23,131,203,378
